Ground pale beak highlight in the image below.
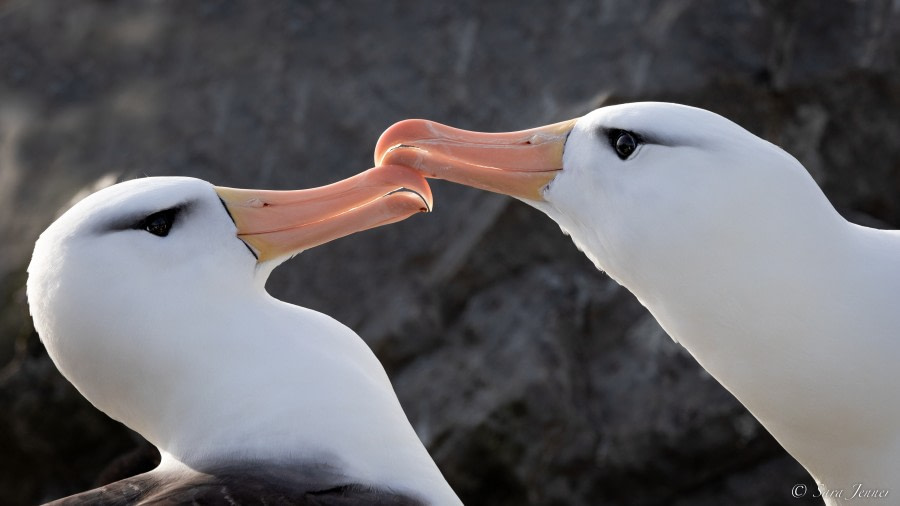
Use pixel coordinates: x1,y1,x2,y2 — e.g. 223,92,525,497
375,118,577,201
215,165,432,262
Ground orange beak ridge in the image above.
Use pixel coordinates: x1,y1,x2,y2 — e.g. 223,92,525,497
374,118,577,201
215,165,432,263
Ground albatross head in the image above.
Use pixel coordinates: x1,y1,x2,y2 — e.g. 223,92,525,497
376,102,841,302
377,103,900,490
26,169,435,472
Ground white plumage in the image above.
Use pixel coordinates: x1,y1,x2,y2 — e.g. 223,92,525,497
378,102,900,503
28,176,459,505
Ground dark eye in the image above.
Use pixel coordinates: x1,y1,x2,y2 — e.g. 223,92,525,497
609,130,640,160
134,208,178,237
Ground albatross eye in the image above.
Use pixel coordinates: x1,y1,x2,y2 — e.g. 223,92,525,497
135,208,178,237
610,130,640,160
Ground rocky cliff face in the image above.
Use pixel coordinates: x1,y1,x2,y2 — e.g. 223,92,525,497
1,1,897,505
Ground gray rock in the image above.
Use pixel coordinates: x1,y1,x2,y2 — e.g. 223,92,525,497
1,0,898,504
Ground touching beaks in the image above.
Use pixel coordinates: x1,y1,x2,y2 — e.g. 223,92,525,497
374,118,578,201
215,165,433,263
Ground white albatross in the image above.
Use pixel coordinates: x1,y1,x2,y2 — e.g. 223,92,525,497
376,102,899,503
27,167,462,505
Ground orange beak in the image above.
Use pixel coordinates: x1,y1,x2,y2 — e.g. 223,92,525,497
214,165,432,262
374,118,577,201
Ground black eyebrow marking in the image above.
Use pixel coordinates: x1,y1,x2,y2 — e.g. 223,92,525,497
98,202,192,234
606,128,646,145
597,126,688,149
601,127,654,145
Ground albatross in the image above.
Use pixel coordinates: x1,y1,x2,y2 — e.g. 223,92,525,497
376,102,899,503
27,167,462,505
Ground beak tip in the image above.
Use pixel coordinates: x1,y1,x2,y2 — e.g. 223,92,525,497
375,118,432,165
372,117,579,202
374,125,395,165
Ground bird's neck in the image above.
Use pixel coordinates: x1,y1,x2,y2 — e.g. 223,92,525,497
565,201,900,492
72,292,459,505
634,223,900,491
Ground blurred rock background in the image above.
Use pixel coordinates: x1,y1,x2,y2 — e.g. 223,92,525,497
1,0,898,504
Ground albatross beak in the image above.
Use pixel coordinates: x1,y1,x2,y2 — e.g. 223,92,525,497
374,117,578,201
214,165,433,262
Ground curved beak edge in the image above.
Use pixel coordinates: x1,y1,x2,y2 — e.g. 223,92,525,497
375,117,577,201
215,165,433,263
